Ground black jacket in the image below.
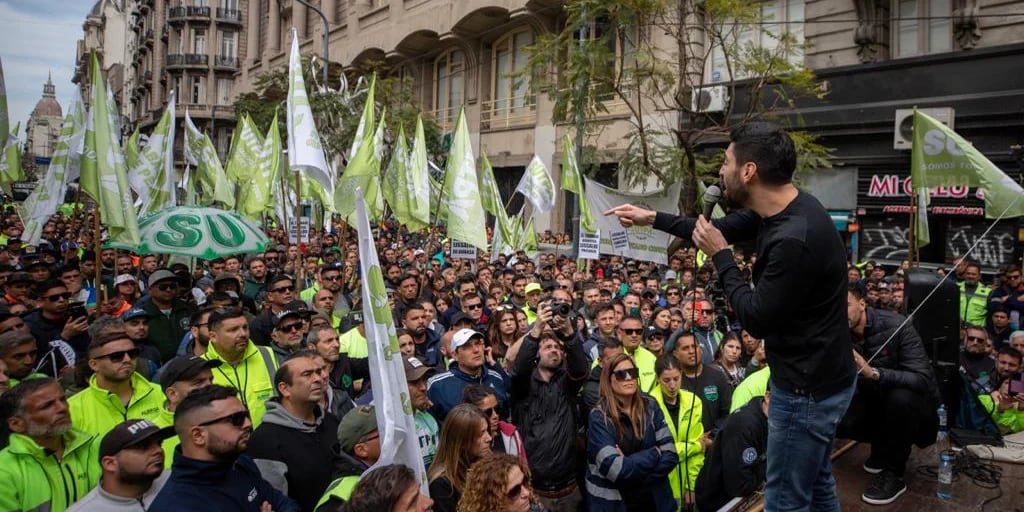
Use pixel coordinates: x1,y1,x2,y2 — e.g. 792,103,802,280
510,330,590,492
247,401,342,512
581,365,602,414
695,397,768,512
655,192,857,399
150,449,300,512
24,309,89,364
857,308,939,401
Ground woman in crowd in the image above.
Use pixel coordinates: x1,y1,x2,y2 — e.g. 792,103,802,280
639,300,655,323
649,355,705,510
333,464,433,512
457,454,538,512
587,353,678,511
713,332,745,386
429,404,493,512
461,384,527,465
669,308,684,333
486,307,522,366
397,328,416,358
514,309,529,333
649,307,673,332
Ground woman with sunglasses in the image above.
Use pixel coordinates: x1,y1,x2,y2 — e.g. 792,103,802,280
429,404,493,512
649,355,705,511
457,453,539,512
587,353,678,511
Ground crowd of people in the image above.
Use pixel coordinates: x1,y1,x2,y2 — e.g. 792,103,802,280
0,150,1022,511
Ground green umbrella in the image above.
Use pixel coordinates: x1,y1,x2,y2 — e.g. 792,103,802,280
108,206,271,259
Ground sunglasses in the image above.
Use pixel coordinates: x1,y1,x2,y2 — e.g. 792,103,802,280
506,479,531,500
94,348,141,362
277,322,304,333
464,303,483,310
965,336,987,343
45,292,73,302
155,283,179,292
197,409,250,428
480,406,497,417
612,367,640,381
323,275,342,282
621,328,643,335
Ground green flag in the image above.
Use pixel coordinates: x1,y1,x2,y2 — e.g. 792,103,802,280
0,56,8,147
335,76,384,222
225,114,263,184
382,126,426,230
479,151,503,217
911,110,1024,247
22,109,79,243
185,110,235,208
442,108,487,250
80,51,140,247
522,216,538,258
129,92,177,213
0,122,25,190
559,134,597,234
238,111,280,219
124,128,140,173
408,116,431,227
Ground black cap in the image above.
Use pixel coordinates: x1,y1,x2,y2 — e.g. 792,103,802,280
159,355,223,389
273,301,311,327
99,419,175,459
450,311,474,327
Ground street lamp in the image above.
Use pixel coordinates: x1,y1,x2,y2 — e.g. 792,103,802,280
279,0,331,89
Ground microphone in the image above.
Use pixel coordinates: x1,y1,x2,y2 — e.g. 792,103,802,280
702,184,722,220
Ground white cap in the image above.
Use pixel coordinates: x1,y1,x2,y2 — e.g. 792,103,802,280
450,328,483,352
114,274,137,285
413,249,425,256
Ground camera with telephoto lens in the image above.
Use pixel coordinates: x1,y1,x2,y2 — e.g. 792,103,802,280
549,300,573,317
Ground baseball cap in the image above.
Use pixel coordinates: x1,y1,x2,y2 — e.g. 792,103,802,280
274,301,311,327
121,308,150,322
403,356,433,382
449,311,474,327
413,249,425,256
214,272,239,285
450,328,484,352
664,270,678,281
159,355,223,389
338,405,378,453
148,269,178,286
114,274,137,286
99,419,175,460
524,282,542,295
645,326,668,340
7,272,31,285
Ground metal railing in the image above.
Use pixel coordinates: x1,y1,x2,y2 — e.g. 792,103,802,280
426,105,461,133
167,53,209,66
216,8,241,22
214,55,238,69
480,95,537,130
168,6,210,21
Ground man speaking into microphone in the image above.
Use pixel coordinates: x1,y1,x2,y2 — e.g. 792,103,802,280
606,122,855,511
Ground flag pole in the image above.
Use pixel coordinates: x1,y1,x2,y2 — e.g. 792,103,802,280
93,204,105,302
908,189,917,266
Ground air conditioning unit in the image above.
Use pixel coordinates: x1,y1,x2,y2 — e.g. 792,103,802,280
692,85,728,113
893,107,955,150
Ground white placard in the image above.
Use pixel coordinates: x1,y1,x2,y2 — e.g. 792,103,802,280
451,240,477,260
610,229,629,251
288,217,311,244
579,230,601,260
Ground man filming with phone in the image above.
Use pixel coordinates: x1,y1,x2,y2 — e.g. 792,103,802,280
978,347,1024,433
25,280,89,371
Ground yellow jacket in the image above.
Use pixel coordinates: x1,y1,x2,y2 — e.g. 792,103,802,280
650,384,705,507
203,340,280,427
0,430,101,512
67,372,167,437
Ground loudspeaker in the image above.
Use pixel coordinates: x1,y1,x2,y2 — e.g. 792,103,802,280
903,269,960,365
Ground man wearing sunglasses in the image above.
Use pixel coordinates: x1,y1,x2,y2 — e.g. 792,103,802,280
140,270,197,364
299,262,344,303
269,309,311,361
149,385,300,512
68,330,167,438
24,279,90,367
249,274,299,347
961,325,997,393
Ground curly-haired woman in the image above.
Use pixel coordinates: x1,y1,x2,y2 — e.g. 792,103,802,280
457,453,539,512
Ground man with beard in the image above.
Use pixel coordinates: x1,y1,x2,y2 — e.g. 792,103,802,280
141,270,196,363
0,378,102,511
202,308,281,428
394,273,422,321
149,385,299,512
607,122,856,511
962,325,997,392
243,256,269,300
67,419,174,511
402,305,443,368
510,301,589,511
121,308,163,367
673,332,733,434
249,274,300,347
249,352,342,511
177,306,216,358
68,330,167,437
300,262,344,303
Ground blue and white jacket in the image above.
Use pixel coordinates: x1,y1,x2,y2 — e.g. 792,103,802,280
426,363,509,422
586,395,679,512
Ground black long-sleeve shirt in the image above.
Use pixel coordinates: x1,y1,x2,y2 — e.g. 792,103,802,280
695,397,768,512
654,191,855,398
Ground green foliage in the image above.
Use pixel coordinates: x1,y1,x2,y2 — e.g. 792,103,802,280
525,0,834,214
234,57,446,169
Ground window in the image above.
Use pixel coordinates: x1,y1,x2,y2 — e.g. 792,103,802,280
191,76,206,104
893,0,951,57
708,0,805,83
173,76,183,101
217,78,232,105
433,48,464,128
219,30,237,58
193,0,208,7
220,0,237,9
193,29,207,54
492,29,533,113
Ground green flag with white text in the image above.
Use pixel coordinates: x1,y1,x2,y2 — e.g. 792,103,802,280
0,122,25,190
442,108,487,250
408,116,431,227
559,134,597,234
382,126,427,231
225,114,264,184
238,112,280,219
335,76,384,222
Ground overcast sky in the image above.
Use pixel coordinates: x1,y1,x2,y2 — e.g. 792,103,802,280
1,0,97,135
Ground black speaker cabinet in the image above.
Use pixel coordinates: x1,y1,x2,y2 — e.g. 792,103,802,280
903,269,960,365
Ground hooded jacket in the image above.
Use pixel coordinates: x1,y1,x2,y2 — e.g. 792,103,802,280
0,430,101,512
149,448,299,512
67,372,166,438
649,385,705,506
248,400,342,512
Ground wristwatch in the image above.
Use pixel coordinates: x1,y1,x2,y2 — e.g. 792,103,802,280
870,368,881,380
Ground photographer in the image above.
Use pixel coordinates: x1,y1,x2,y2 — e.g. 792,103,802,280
510,298,590,511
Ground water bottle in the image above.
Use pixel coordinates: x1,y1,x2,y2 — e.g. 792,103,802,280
936,452,953,500
936,404,949,452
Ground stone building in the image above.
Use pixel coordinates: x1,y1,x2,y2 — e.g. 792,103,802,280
23,75,64,180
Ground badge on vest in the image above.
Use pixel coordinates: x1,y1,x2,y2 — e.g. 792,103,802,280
703,385,719,402
742,447,758,465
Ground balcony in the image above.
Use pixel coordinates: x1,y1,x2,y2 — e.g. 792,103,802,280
481,95,537,131
214,55,238,70
168,5,210,22
216,8,241,24
144,70,153,84
166,53,209,68
427,105,460,133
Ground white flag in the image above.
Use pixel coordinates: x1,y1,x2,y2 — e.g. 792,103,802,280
286,28,335,194
515,154,556,213
354,186,429,493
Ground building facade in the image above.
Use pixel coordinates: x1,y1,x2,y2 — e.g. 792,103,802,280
23,75,64,181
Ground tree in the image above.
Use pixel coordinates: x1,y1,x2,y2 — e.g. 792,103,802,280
526,0,832,215
234,57,446,170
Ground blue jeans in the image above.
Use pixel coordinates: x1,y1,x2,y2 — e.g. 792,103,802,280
764,380,855,512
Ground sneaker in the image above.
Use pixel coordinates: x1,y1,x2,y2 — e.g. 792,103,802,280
861,470,907,506
863,457,883,475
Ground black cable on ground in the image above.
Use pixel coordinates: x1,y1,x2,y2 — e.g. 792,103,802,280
915,448,1004,510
